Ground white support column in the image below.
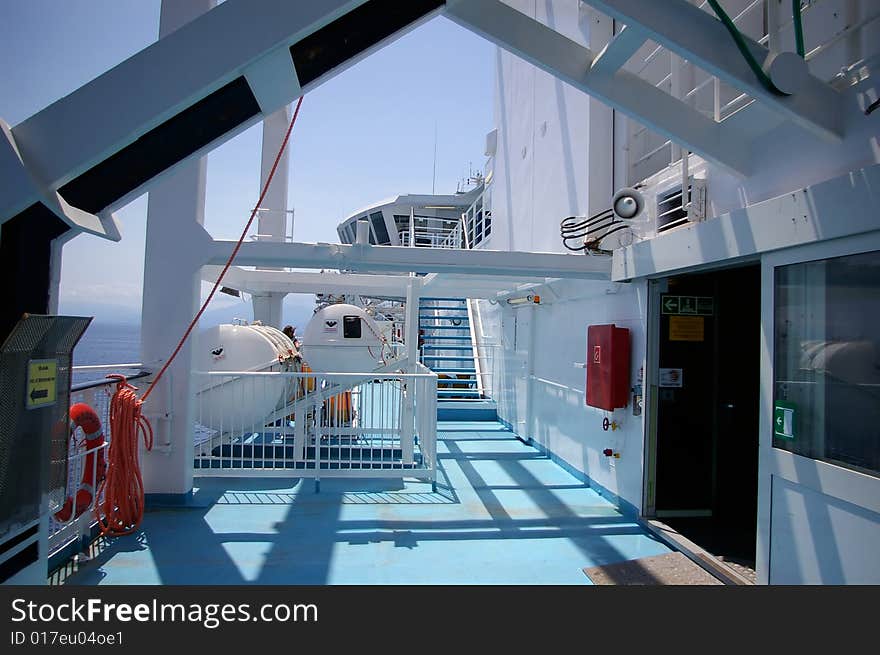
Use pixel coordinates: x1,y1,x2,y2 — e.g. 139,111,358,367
257,107,292,249
47,230,77,314
139,0,216,497
251,292,286,327
405,277,422,370
402,276,422,464
251,105,291,326
400,384,414,464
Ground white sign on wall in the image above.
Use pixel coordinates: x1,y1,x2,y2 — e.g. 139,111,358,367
659,368,683,388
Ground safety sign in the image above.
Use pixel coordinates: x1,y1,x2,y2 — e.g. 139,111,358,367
659,368,683,388
669,315,705,341
27,358,58,410
661,295,714,315
774,400,796,439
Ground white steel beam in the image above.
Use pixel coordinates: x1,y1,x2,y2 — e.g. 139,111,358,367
0,121,120,238
581,0,843,141
422,273,552,299
2,0,444,225
204,241,612,280
202,266,555,300
202,266,414,296
9,0,330,193
444,0,751,176
589,25,647,76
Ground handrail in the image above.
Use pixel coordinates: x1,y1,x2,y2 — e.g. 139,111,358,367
530,375,585,396
71,370,151,393
73,363,143,371
194,369,434,378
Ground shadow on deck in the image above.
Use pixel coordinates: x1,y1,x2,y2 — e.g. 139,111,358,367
61,421,670,585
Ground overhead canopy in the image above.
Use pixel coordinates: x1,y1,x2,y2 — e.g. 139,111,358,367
1,0,845,235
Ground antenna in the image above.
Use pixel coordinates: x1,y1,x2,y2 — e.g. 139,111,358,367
432,121,438,195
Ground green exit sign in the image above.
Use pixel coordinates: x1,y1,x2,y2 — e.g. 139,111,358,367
774,400,796,439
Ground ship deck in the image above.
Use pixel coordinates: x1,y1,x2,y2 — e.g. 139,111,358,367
61,421,670,585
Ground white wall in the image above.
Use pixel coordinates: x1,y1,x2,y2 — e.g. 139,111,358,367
490,0,591,253
531,279,646,509
485,0,880,580
478,277,647,511
485,1,647,510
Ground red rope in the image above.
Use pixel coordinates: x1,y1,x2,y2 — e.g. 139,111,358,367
97,375,153,536
101,96,304,535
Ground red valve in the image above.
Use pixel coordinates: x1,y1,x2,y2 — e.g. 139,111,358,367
603,448,613,457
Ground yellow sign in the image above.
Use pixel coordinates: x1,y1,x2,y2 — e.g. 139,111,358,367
27,359,58,409
669,315,704,342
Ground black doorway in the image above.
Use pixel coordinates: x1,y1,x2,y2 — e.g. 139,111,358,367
652,264,760,573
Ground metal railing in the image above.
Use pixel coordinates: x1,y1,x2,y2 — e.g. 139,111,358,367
419,331,500,403
437,195,490,251
628,0,878,185
47,368,150,559
193,367,438,483
399,227,457,249
398,215,460,248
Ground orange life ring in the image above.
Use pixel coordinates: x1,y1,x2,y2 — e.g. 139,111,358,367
54,403,106,523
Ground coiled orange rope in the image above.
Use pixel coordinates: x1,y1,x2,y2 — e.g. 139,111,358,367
97,375,153,536
99,96,304,536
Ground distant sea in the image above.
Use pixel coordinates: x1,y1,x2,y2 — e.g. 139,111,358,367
72,322,141,386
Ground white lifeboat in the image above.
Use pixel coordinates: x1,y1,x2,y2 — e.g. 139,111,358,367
195,323,296,432
300,304,385,373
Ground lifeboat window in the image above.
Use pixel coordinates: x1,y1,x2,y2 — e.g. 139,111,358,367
343,316,362,339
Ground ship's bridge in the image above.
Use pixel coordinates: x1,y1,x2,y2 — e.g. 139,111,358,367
337,188,481,247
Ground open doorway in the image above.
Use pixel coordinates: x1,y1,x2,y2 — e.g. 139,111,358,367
649,264,761,577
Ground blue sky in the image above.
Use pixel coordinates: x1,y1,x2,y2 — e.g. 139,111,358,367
0,1,494,327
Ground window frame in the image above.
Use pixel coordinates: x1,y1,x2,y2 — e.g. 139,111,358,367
771,247,880,477
757,229,880,583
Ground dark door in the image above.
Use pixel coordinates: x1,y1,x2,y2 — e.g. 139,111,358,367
653,265,760,524
712,266,760,555
654,273,719,516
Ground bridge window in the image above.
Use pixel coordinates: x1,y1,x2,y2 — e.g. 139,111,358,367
370,211,389,244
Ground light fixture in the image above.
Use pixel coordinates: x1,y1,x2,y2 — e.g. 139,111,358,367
506,294,541,306
423,205,458,210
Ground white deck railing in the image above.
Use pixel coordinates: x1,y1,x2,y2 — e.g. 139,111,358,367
47,376,118,559
192,366,438,485
47,363,438,561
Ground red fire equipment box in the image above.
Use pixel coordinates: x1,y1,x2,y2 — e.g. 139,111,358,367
586,324,630,411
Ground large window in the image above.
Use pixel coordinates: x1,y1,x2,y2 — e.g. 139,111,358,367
773,250,880,476
370,211,389,244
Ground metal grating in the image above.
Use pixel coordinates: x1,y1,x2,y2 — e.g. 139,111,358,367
0,315,91,542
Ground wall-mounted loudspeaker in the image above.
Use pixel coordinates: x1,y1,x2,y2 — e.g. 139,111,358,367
611,187,644,220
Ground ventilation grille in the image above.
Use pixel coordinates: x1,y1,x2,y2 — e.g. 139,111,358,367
656,183,692,233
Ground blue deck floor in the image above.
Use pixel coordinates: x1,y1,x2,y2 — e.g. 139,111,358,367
64,421,671,585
